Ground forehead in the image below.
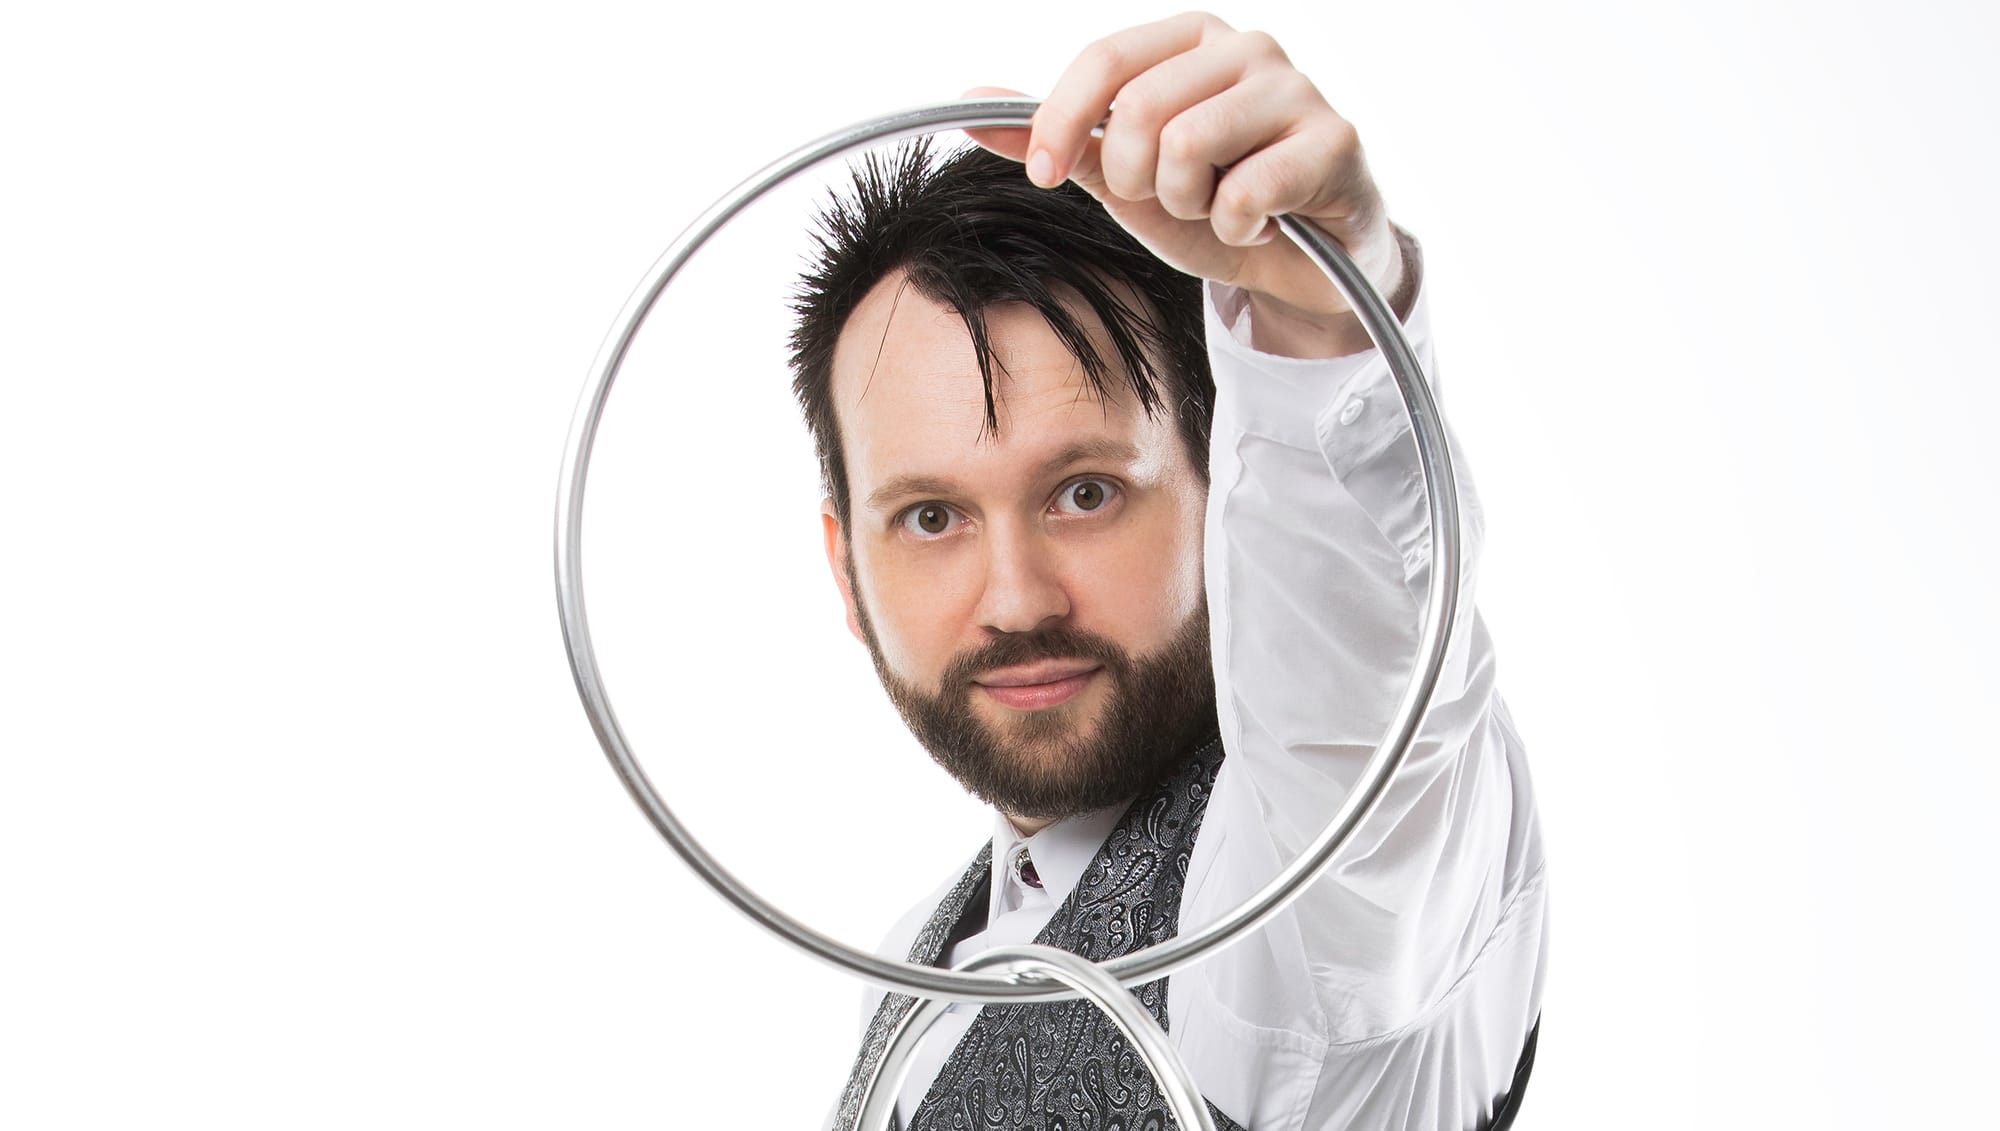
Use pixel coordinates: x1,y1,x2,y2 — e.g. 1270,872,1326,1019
829,273,1178,505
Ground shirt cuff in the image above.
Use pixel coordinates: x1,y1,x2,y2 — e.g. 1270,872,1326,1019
1203,266,1437,479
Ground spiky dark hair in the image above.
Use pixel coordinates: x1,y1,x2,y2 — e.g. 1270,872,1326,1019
788,140,1213,525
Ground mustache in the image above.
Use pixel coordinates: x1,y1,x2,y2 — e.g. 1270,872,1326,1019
938,626,1131,689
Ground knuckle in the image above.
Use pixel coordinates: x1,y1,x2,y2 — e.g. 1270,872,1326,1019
1111,78,1165,129
1159,117,1204,164
1181,10,1231,36
1325,117,1362,162
1079,36,1128,76
1279,69,1320,107
1239,28,1284,61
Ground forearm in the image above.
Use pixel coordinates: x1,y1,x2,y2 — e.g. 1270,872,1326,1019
1199,257,1508,1018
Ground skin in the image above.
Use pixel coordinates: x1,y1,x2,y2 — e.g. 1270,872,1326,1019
821,280,1209,834
820,12,1407,833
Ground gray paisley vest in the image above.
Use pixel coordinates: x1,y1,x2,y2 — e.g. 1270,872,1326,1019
834,738,1248,1131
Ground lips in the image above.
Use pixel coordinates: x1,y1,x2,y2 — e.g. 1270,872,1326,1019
974,659,1102,688
972,660,1102,711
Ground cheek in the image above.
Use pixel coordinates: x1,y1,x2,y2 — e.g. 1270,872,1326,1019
853,545,982,677
1082,499,1207,639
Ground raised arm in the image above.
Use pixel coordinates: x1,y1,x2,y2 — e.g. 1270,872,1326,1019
970,12,1535,1043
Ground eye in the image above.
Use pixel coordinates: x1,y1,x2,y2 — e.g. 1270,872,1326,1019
898,502,961,538
1052,477,1118,516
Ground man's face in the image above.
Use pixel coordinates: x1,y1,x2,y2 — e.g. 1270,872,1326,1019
821,273,1214,825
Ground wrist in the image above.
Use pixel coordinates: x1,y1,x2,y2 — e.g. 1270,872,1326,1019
1246,225,1421,359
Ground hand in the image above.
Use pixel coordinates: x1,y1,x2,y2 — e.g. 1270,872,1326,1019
965,11,1408,358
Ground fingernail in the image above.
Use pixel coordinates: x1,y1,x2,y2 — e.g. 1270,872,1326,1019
1026,149,1055,187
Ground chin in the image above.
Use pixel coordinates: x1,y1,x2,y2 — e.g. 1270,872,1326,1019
982,704,1105,757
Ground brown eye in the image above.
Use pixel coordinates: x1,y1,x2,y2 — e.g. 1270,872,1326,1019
1055,478,1117,515
901,503,956,537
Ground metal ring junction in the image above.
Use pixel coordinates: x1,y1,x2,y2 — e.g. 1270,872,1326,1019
854,944,1219,1131
554,99,1465,1004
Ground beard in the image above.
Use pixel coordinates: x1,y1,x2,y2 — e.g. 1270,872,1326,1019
848,569,1218,822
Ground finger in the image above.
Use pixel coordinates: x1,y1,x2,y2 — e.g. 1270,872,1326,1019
1093,34,1251,204
1050,133,1111,201
960,86,1034,162
1208,123,1378,249
1028,10,1230,188
1151,66,1327,223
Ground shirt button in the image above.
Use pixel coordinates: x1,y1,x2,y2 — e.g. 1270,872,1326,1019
1338,396,1366,425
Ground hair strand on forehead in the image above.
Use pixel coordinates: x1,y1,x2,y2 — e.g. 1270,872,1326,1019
788,139,1214,526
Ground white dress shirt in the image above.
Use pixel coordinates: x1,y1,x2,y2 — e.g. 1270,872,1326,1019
860,269,1549,1131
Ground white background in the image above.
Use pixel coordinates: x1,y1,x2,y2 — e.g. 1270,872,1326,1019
4,1,1996,1126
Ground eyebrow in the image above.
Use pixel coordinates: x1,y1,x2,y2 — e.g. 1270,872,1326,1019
863,438,1143,514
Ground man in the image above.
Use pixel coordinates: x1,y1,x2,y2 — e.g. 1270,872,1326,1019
790,13,1546,1130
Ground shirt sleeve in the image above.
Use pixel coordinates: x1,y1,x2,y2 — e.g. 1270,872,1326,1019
1184,245,1525,1042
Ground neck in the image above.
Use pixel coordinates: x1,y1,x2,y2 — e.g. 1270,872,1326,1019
1003,811,1055,838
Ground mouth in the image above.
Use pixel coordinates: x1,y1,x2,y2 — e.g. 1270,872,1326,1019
972,660,1102,711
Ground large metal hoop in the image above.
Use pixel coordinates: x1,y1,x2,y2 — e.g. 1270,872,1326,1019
553,98,1464,1003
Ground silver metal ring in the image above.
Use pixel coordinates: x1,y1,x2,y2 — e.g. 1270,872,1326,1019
553,98,1464,1003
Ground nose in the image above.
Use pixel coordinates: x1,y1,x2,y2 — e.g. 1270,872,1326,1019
974,519,1070,635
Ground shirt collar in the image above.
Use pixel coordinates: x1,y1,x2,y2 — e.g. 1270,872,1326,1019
987,802,1129,920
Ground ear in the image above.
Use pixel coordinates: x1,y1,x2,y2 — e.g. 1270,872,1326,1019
820,498,866,644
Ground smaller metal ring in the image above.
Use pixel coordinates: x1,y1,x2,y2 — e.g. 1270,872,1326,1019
852,944,1219,1131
